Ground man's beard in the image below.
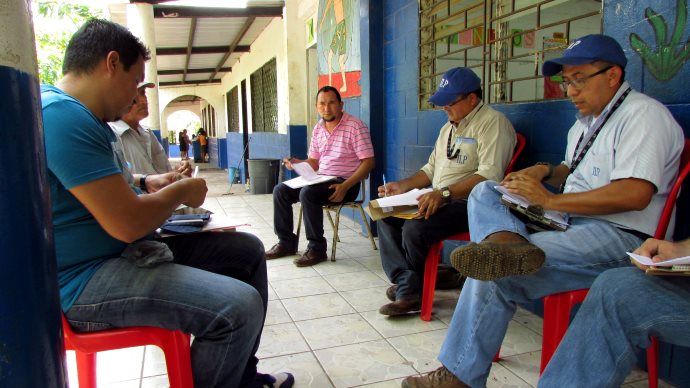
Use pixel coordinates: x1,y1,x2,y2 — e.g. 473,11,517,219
322,115,336,122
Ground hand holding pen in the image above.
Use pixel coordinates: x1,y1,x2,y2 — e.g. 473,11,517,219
282,156,296,170
377,176,403,197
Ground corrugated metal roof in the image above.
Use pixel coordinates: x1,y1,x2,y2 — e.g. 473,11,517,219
109,1,284,87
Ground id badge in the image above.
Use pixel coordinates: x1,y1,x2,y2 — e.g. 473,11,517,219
455,137,476,164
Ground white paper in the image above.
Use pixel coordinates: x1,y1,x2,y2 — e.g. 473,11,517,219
375,188,433,207
283,175,336,189
292,162,320,180
627,252,690,267
494,185,569,226
283,162,337,188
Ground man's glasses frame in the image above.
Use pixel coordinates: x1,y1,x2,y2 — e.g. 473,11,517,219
559,65,613,93
444,94,467,108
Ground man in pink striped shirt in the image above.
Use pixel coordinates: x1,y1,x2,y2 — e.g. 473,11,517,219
266,86,375,267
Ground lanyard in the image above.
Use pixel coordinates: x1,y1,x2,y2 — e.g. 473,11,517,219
446,102,484,159
560,87,631,193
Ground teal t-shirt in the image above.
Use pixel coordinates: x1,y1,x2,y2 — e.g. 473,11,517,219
41,85,129,311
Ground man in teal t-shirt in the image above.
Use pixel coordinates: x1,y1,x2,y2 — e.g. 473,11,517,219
43,19,293,388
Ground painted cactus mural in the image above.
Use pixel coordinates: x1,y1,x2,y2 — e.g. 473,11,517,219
630,0,690,81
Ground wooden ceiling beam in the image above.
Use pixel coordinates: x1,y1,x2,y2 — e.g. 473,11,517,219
159,79,222,87
182,17,197,83
156,45,250,55
209,16,254,80
153,5,283,18
159,67,231,75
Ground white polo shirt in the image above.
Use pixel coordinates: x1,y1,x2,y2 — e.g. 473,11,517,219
561,82,684,237
109,120,172,175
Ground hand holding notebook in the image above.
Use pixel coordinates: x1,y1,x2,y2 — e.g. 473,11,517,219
494,185,569,231
628,252,690,276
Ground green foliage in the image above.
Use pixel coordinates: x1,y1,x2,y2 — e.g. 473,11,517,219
33,1,103,85
630,0,690,81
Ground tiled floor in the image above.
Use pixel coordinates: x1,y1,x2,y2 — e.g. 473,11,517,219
64,166,664,388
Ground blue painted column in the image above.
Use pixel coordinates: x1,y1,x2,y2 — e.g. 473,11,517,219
0,1,65,386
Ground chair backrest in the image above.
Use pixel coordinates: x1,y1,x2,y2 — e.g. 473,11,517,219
654,138,690,239
505,132,527,175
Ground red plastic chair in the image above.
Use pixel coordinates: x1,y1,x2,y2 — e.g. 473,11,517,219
420,133,526,321
61,314,193,388
540,138,690,386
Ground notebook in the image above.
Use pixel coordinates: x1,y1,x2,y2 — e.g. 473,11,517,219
495,186,569,232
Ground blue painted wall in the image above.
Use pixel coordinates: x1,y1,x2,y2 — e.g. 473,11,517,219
208,137,228,169
381,0,690,384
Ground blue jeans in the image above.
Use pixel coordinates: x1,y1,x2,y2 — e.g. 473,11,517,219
539,267,690,387
65,231,268,388
377,201,469,299
438,181,643,387
272,180,359,252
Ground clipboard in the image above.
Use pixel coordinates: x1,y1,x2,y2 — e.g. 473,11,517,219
500,197,568,232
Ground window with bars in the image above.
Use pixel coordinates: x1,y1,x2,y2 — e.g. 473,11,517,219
226,86,240,132
419,0,602,109
250,58,278,133
202,105,217,137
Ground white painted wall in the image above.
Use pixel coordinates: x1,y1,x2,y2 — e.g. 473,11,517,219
158,84,225,137
219,0,318,134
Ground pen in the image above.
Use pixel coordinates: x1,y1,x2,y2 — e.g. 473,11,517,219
193,165,199,178
383,174,388,197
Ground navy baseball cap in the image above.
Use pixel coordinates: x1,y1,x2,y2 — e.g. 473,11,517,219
542,34,627,76
428,67,481,106
137,81,155,89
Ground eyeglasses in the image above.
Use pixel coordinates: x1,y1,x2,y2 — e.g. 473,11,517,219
445,95,467,108
559,66,613,92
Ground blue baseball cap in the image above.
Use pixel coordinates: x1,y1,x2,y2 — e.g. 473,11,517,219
542,34,627,76
428,67,481,106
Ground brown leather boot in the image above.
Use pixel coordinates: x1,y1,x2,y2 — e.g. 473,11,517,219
450,234,545,281
402,366,469,388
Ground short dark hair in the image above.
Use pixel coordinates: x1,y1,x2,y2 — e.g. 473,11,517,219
63,19,150,75
316,85,342,102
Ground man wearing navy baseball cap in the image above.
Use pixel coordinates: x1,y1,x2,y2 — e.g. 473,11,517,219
376,67,516,316
403,34,684,388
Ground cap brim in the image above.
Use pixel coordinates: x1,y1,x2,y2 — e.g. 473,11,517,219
137,82,155,89
428,91,457,106
543,57,598,76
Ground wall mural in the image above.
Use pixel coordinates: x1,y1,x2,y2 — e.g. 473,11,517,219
317,0,362,98
630,0,690,81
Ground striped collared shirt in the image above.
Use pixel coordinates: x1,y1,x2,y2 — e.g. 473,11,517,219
309,112,375,177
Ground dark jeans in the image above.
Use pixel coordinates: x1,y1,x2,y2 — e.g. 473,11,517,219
65,231,268,388
377,201,469,299
272,179,360,253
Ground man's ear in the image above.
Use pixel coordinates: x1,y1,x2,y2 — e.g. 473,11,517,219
105,51,120,75
608,65,623,86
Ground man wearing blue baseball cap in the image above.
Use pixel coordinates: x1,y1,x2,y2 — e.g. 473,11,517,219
376,67,516,316
403,34,683,388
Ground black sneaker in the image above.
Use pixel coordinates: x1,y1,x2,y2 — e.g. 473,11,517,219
256,372,295,388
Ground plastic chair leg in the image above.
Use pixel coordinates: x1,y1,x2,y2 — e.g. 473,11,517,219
420,241,442,321
161,333,193,388
540,289,589,374
75,351,97,388
648,337,659,388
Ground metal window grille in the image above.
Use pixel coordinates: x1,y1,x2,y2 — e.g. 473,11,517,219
226,86,240,132
418,0,601,109
250,58,278,132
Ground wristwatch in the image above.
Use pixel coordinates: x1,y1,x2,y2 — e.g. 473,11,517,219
440,186,452,203
536,162,553,181
139,174,148,192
